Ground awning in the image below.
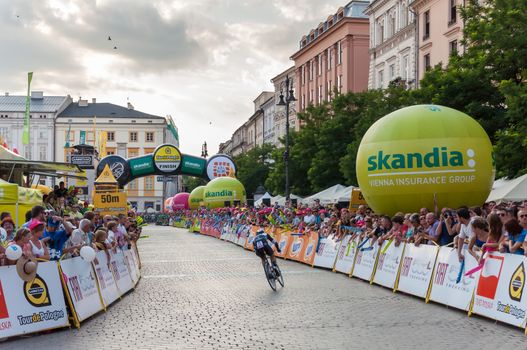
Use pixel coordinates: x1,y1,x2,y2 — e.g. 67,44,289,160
0,159,86,179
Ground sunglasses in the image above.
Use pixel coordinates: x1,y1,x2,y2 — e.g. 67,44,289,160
520,214,527,218
498,213,506,217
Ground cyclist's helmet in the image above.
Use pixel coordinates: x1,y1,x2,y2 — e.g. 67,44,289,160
256,228,265,234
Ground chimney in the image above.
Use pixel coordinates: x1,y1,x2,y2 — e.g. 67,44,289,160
92,98,96,104
127,102,134,110
78,99,88,107
4,92,8,96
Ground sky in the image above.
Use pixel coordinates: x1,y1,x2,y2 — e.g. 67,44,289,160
1,0,345,156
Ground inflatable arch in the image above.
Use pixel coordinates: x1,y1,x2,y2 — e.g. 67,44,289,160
96,144,237,187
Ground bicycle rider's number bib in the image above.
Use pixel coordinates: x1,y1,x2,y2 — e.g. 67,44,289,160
256,241,264,249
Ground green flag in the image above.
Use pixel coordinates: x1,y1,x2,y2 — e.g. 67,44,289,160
65,121,71,148
22,72,33,145
80,130,86,145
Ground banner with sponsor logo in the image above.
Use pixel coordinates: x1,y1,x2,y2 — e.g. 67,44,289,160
471,253,527,328
396,244,439,299
275,230,292,259
313,234,342,269
59,257,104,323
334,235,358,274
122,249,139,286
373,241,405,289
352,239,380,281
126,248,141,285
92,251,120,308
286,232,307,262
0,262,69,338
429,247,480,311
299,231,318,266
244,226,258,251
109,250,134,296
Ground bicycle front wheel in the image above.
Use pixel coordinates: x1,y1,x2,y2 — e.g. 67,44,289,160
275,264,284,287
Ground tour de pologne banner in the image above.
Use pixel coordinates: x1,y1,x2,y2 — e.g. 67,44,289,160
275,230,292,259
0,262,69,338
109,250,134,296
299,231,318,266
396,243,439,298
472,253,527,328
373,240,406,289
352,238,380,281
334,235,358,274
123,250,138,286
286,233,307,262
313,234,341,269
92,251,120,307
428,247,481,311
60,256,104,322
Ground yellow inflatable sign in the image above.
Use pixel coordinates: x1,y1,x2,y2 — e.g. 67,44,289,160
356,105,494,215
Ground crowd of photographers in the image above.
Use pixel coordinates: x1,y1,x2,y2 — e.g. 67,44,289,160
172,199,527,262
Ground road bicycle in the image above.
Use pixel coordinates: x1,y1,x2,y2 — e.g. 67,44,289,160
262,256,284,291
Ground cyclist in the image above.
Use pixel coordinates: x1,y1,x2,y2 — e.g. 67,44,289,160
253,227,281,275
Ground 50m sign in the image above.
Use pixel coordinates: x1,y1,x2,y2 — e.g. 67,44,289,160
93,192,127,216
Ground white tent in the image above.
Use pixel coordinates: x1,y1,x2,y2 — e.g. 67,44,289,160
335,185,357,202
254,192,272,207
303,184,347,205
487,174,527,203
272,194,303,206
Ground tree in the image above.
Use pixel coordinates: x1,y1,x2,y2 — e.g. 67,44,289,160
234,143,275,198
182,176,207,193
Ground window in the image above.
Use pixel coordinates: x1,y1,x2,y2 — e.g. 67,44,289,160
449,40,458,55
301,65,305,85
337,75,343,92
318,85,323,103
389,15,396,37
39,146,47,161
39,131,46,139
129,132,138,142
144,202,154,210
389,64,395,80
310,89,314,103
424,53,431,71
24,146,29,159
145,176,154,191
378,21,384,44
86,131,95,143
449,0,457,24
129,201,138,209
378,70,384,88
423,11,430,40
401,4,408,27
309,61,314,80
337,41,343,64
327,48,332,70
146,132,154,142
128,148,139,158
107,131,115,141
65,130,75,142
318,54,323,75
128,179,138,190
156,204,161,212
402,55,409,81
326,81,331,101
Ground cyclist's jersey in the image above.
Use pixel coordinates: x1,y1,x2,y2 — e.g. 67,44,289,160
253,232,276,250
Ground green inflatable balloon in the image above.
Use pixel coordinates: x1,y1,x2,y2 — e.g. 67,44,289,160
356,105,494,215
203,177,246,209
188,186,205,210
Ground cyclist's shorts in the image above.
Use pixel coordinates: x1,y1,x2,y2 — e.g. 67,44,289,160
255,243,274,258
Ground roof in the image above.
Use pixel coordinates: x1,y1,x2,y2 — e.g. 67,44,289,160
58,102,164,120
0,95,68,113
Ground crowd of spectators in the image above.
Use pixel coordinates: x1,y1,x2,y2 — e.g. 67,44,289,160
172,199,527,262
0,190,142,266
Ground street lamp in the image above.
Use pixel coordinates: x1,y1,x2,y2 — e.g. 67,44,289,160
201,141,208,158
276,75,296,203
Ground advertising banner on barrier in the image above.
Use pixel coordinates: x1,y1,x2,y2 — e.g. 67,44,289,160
352,238,380,281
286,233,307,262
244,226,257,251
275,230,292,259
313,234,342,269
220,225,229,240
109,250,134,296
334,235,358,274
93,251,120,307
123,250,138,286
126,248,141,284
300,231,318,266
236,225,248,247
60,256,104,322
0,262,69,338
396,244,439,299
131,243,142,270
429,247,480,311
472,253,527,328
373,241,405,289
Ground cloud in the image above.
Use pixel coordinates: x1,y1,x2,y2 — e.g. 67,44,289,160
0,0,348,156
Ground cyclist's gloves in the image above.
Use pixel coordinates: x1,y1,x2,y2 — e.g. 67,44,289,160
275,242,281,253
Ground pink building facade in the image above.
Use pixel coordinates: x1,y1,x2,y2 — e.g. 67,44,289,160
290,1,370,113
411,0,463,82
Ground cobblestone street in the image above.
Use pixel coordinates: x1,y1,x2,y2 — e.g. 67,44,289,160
4,226,526,349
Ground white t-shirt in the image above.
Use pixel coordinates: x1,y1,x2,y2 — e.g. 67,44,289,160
105,230,116,244
458,218,475,240
304,215,316,225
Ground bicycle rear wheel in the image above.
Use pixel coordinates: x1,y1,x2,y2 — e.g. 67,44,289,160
264,260,277,291
274,264,284,287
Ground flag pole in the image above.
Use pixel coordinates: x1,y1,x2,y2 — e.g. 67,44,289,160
22,72,33,158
